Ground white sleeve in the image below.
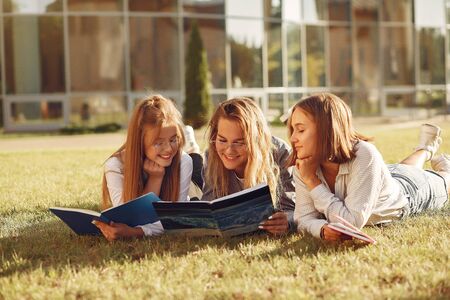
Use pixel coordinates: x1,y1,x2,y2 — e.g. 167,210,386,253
310,144,382,229
137,221,164,236
178,152,193,202
294,170,327,238
104,157,124,207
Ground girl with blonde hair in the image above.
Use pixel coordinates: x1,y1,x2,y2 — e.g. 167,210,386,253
289,93,448,241
94,95,193,241
202,97,296,235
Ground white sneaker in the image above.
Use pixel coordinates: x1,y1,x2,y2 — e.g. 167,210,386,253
183,125,200,154
414,124,442,161
431,154,450,173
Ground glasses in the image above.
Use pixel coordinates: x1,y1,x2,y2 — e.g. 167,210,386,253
152,136,180,151
211,139,247,151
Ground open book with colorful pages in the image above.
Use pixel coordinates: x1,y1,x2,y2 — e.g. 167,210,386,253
152,184,274,237
327,214,377,244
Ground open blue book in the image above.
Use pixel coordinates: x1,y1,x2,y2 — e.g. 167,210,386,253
49,193,160,235
152,184,274,237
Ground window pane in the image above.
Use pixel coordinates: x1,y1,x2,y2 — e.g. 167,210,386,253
386,93,415,116
353,90,379,115
415,0,445,27
287,23,302,87
68,0,122,11
333,91,352,106
228,19,263,88
416,90,446,116
184,18,226,89
69,16,125,92
130,17,179,91
226,0,263,18
283,0,301,22
352,0,378,22
448,29,450,81
11,101,63,124
268,93,284,123
267,22,283,87
303,0,326,22
5,16,65,94
265,0,282,18
212,94,227,107
132,95,182,112
381,0,413,22
3,0,62,13
129,0,177,12
0,28,2,95
382,27,414,85
0,99,3,128
353,26,378,88
70,96,127,126
288,93,302,108
447,0,450,23
419,28,445,84
328,0,350,21
183,0,224,14
306,26,325,87
329,26,351,87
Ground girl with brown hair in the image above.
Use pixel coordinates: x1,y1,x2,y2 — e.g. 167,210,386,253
202,97,296,235
94,95,193,241
288,93,448,241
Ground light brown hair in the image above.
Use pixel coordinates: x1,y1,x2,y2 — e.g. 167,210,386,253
102,95,185,209
287,93,371,166
205,97,278,201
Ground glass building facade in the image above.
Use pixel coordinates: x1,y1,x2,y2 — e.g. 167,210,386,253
1,0,450,131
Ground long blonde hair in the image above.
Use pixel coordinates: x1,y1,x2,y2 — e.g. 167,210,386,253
102,95,185,209
286,93,371,166
205,97,278,201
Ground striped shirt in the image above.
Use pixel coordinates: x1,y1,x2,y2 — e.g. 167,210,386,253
294,140,408,238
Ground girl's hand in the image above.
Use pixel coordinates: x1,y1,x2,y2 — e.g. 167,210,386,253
321,224,352,242
143,159,165,178
259,212,289,235
296,156,321,190
93,220,143,241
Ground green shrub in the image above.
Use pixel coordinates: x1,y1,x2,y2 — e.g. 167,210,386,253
184,20,211,129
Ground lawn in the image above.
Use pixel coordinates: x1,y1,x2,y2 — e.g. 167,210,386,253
1,123,449,299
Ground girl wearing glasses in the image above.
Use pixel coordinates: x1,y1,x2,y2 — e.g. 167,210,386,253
202,97,296,235
94,95,193,241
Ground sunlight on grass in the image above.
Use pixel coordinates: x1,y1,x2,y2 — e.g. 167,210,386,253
1,124,449,299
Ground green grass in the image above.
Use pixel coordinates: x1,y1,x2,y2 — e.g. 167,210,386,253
1,125,450,299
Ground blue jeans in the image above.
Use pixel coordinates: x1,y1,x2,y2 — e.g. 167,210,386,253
388,164,448,218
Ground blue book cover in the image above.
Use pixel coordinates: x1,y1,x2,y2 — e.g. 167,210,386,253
152,184,274,237
50,192,160,235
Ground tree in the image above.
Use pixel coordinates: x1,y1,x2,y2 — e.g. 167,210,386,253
184,21,211,129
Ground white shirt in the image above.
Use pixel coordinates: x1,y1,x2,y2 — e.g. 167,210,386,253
294,140,408,238
104,152,193,236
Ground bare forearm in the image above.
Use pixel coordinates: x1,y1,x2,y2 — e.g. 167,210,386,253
143,176,164,196
126,226,145,238
304,176,321,191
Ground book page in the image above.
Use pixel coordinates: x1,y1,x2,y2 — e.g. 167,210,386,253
49,207,101,217
327,223,376,244
210,183,267,204
330,214,375,242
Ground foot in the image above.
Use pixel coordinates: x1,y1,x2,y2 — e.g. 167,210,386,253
183,125,200,154
414,124,442,161
431,154,450,173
